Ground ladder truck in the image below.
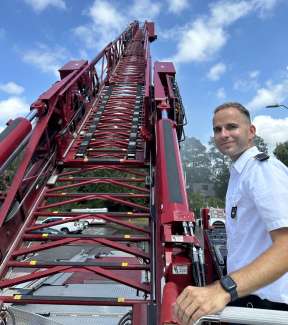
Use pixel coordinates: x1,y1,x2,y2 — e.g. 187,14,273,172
0,21,287,325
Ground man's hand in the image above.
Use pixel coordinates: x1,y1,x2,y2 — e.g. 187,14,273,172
174,282,231,324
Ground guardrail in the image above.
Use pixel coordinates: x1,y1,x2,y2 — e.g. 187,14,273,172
196,306,288,325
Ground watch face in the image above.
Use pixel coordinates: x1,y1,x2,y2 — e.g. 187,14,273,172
222,276,236,290
220,276,238,302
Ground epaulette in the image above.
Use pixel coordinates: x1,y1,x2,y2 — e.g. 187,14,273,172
254,153,270,161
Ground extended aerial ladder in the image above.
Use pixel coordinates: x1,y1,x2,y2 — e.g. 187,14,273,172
0,20,188,325
0,21,287,325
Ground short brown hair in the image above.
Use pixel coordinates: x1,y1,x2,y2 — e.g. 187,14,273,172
214,102,251,123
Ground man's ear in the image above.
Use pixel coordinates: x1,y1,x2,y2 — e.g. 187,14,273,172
249,124,256,139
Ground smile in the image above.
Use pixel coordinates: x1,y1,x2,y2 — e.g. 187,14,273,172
221,141,234,146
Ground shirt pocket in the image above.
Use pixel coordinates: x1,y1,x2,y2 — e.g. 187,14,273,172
233,194,254,235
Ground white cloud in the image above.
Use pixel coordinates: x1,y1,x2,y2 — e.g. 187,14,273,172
22,44,68,77
24,0,66,12
167,0,189,13
74,0,162,51
253,115,288,148
0,82,24,95
234,70,260,91
172,0,281,64
216,88,226,99
73,26,99,50
209,1,253,26
234,79,259,92
89,0,125,30
253,0,280,17
0,97,30,129
207,62,226,81
73,0,127,51
78,49,89,60
158,24,189,41
246,79,288,110
249,70,260,79
174,20,226,63
130,0,161,20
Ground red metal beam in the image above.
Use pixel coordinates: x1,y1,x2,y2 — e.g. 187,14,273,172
0,21,157,325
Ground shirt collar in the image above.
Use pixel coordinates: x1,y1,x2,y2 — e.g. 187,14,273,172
231,146,259,174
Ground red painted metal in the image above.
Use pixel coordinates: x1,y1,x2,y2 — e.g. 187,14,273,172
0,21,158,324
0,20,201,325
154,62,176,102
0,117,32,167
58,60,88,79
202,207,210,230
161,282,179,324
155,118,193,224
153,62,200,323
0,295,147,307
202,207,220,284
132,303,148,324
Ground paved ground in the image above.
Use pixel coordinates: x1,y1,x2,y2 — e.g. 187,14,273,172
5,224,145,325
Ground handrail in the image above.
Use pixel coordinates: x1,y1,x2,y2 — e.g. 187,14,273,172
196,306,288,325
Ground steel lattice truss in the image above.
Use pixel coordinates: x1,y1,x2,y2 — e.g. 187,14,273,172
0,23,155,325
0,21,196,325
1,165,151,291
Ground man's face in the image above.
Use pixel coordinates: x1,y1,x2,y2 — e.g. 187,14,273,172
213,107,256,161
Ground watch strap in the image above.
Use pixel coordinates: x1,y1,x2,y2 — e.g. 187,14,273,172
220,275,238,302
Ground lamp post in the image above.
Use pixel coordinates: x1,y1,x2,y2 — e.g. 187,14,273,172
266,104,288,110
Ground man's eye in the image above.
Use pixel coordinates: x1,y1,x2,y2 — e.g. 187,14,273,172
213,127,221,133
227,124,238,130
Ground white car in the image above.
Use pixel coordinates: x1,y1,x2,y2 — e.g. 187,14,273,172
41,217,84,234
71,208,107,225
208,208,225,228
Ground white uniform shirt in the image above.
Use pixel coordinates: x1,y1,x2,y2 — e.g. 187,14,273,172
225,146,288,303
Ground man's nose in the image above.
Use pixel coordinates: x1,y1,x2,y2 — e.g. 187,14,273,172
220,127,229,137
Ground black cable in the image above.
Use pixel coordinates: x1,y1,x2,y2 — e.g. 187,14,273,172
0,308,16,325
118,310,132,325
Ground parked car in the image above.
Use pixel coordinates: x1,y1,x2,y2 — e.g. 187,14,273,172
208,208,225,228
71,208,107,225
40,217,84,234
31,227,64,235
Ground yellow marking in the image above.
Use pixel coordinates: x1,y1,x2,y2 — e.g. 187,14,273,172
69,176,74,179
127,212,133,215
42,234,49,238
53,211,58,214
117,297,125,303
29,260,37,265
121,262,128,267
124,235,131,239
14,295,22,300
61,192,66,195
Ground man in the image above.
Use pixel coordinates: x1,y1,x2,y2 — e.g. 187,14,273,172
174,102,288,324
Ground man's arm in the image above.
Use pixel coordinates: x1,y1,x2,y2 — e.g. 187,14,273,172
174,228,288,325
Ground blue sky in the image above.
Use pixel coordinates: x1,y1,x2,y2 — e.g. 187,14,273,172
1,0,288,149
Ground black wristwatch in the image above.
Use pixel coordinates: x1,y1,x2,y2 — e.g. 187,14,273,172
220,275,238,302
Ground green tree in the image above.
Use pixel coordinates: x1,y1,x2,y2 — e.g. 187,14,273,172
182,137,211,184
254,135,268,153
274,142,288,166
188,192,206,210
207,196,225,208
188,192,225,211
208,137,230,201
